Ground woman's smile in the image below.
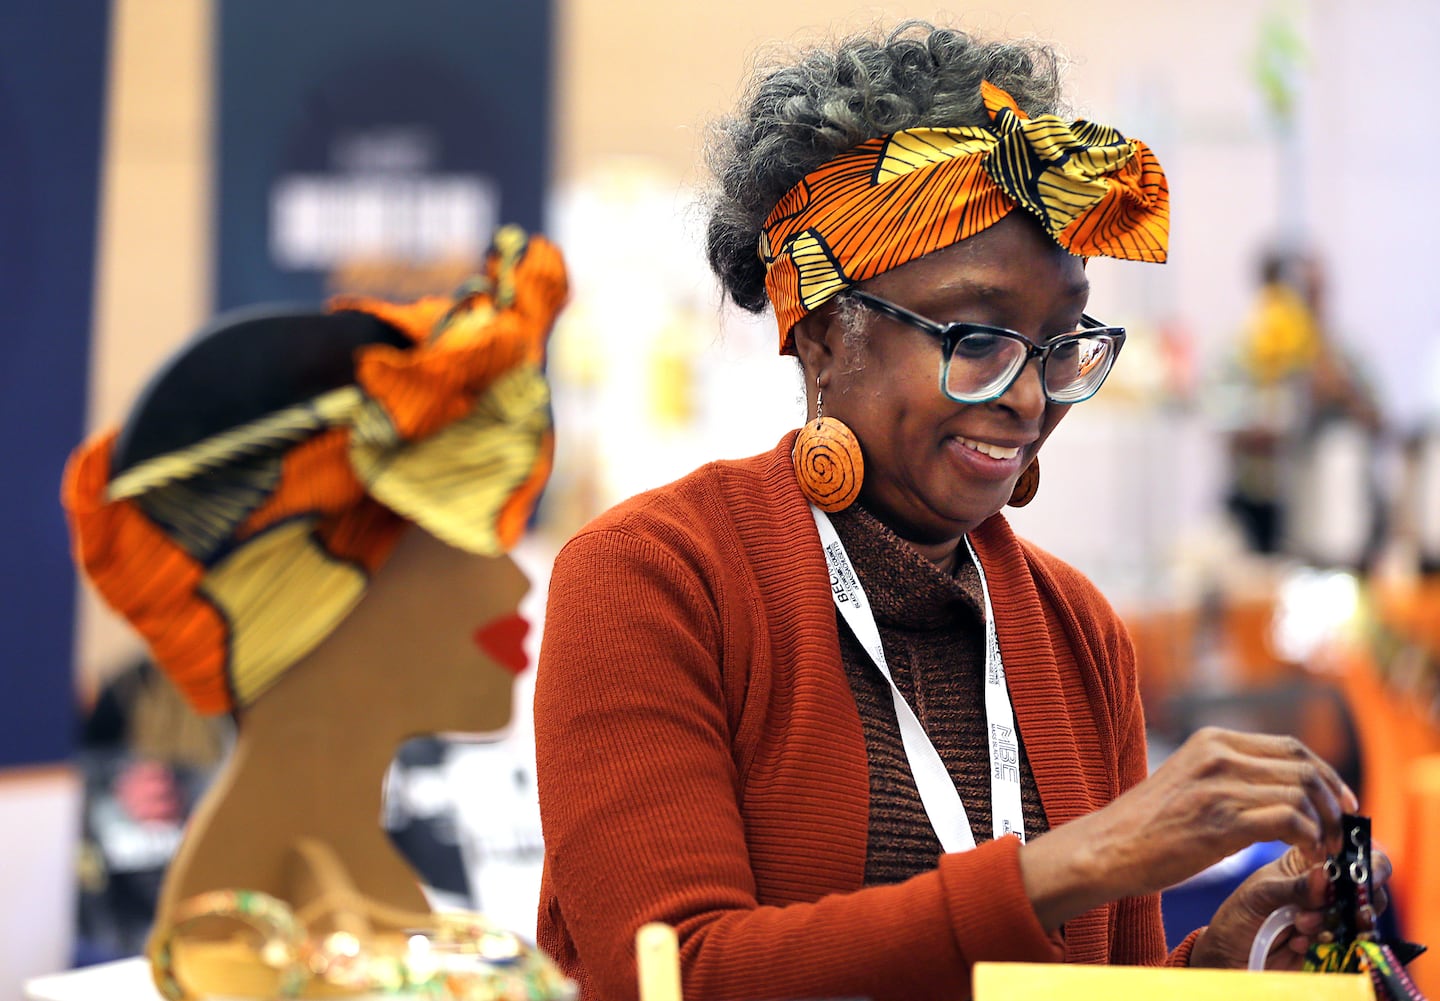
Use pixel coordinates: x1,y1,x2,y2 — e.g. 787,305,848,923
952,434,1022,460
944,432,1028,480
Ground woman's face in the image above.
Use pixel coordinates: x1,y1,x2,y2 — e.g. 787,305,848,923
794,212,1090,548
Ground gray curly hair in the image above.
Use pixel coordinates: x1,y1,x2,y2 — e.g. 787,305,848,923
705,21,1066,314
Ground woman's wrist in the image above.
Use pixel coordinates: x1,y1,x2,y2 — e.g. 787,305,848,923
1017,818,1116,933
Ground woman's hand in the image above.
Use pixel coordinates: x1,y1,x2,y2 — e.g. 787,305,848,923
1020,727,1357,931
1189,843,1394,969
1090,726,1358,890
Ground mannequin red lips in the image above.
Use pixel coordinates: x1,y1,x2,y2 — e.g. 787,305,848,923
474,614,530,674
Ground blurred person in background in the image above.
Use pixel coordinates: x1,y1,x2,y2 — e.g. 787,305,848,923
1224,249,1314,555
533,22,1389,1001
1227,246,1385,568
76,657,230,962
1284,249,1387,571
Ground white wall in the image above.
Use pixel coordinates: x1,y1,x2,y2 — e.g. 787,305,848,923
1,769,82,996
1303,0,1440,428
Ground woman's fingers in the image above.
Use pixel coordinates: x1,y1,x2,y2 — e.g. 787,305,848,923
1372,885,1390,920
1265,906,1325,967
1213,731,1355,804
1363,844,1394,925
1226,792,1324,852
1095,727,1364,904
1372,844,1393,890
1181,729,1354,852
1199,729,1356,805
1292,909,1325,936
1188,854,1334,969
1282,905,1330,960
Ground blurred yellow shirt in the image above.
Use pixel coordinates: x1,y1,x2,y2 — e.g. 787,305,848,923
1243,283,1320,384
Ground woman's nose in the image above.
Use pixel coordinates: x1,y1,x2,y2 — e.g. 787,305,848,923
994,357,1048,419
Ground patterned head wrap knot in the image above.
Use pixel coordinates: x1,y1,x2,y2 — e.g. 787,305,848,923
760,80,1170,352
63,226,568,716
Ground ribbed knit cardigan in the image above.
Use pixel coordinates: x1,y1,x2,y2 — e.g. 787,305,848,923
533,433,1196,1001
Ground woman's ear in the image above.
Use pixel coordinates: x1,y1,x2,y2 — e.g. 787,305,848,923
790,301,845,384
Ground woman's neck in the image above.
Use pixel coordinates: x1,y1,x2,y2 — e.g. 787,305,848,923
905,536,964,576
843,500,966,575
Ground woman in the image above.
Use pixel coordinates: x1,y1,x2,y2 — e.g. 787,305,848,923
533,23,1379,1001
65,229,575,1000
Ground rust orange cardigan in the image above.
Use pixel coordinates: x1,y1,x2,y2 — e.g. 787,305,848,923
534,433,1197,1001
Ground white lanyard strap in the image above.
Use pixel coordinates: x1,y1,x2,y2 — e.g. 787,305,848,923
811,505,1025,853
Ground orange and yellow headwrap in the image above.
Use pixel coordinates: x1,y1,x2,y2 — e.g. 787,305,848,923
63,227,568,716
761,81,1170,352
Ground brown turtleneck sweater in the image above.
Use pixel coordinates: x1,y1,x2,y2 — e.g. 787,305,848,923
829,503,1048,885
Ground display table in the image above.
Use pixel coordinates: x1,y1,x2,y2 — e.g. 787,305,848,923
973,962,1373,1000
24,957,159,1001
23,957,477,1001
23,958,393,1001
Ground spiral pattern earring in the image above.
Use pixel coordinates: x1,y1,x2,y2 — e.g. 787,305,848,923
1007,457,1040,508
792,384,863,513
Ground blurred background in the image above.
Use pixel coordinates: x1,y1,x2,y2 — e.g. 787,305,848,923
5,0,1440,996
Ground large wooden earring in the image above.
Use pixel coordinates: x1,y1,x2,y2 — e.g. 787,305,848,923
1008,457,1040,508
792,386,864,513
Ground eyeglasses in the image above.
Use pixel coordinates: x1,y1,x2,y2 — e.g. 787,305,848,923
847,289,1127,405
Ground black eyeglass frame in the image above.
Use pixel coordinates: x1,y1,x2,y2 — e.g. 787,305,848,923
846,288,1128,405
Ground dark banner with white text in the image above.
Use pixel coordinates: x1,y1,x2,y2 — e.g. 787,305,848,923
214,0,554,311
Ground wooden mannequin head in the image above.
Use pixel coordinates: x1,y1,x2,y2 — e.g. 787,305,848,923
64,233,573,1000
89,303,543,924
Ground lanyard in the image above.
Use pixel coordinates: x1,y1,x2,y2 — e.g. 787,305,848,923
811,505,1025,853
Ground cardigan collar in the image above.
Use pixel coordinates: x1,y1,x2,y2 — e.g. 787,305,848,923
827,502,984,631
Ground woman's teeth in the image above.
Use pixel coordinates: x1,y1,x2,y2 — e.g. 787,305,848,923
956,436,1019,460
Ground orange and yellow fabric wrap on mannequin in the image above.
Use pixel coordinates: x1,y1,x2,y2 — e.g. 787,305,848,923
63,227,568,716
